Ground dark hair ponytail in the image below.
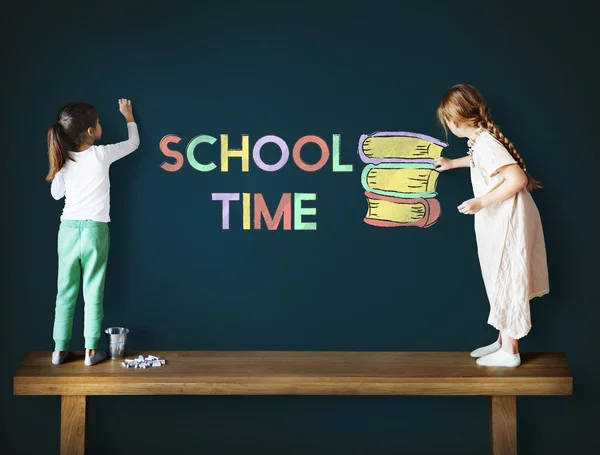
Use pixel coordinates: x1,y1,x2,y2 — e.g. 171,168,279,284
46,122,74,181
46,102,98,182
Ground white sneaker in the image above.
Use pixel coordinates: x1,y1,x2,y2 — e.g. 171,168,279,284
470,340,501,358
51,351,73,365
476,348,521,368
84,351,107,366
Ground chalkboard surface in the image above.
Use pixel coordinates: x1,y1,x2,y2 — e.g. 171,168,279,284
2,0,598,453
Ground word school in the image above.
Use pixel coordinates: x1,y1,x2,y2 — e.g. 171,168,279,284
159,134,353,230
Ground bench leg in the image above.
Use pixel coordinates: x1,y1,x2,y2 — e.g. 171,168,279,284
489,396,516,455
61,395,87,455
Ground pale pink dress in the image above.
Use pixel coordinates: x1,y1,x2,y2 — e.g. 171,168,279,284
470,131,549,339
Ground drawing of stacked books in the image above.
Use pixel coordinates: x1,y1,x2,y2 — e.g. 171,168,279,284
358,131,448,228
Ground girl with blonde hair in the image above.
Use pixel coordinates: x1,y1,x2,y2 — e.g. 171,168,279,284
436,84,549,367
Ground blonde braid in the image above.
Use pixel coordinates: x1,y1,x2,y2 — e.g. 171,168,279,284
478,109,541,192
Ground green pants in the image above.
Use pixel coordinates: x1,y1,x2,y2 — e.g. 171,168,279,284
53,220,110,351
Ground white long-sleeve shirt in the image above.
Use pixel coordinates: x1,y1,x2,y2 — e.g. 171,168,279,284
51,122,140,222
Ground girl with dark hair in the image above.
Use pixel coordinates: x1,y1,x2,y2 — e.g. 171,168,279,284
47,99,139,366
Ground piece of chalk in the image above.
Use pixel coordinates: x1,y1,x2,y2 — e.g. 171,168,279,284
120,353,167,369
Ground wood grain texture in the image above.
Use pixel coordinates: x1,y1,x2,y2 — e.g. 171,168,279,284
61,395,86,455
14,351,573,396
489,396,517,455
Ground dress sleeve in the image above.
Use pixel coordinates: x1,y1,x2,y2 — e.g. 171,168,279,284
476,135,518,179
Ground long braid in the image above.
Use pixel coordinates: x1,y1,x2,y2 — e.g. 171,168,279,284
478,107,541,192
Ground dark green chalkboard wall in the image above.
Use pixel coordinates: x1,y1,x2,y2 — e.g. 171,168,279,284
2,0,597,453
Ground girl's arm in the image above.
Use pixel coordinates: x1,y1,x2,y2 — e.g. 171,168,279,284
480,164,528,207
451,156,471,169
102,122,140,164
434,156,470,171
102,99,140,164
458,164,527,214
50,172,65,200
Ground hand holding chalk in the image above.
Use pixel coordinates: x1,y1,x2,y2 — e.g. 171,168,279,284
434,157,452,172
118,99,135,123
458,198,484,215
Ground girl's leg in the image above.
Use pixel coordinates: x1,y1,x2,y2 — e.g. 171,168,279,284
500,331,519,354
53,222,82,355
80,222,110,361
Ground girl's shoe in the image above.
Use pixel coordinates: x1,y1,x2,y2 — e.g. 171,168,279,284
51,351,74,365
476,348,521,368
470,340,502,358
84,351,107,366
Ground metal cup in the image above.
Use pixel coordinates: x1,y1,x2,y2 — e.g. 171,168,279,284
104,327,129,360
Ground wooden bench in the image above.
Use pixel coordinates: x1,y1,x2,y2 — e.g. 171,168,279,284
14,351,572,455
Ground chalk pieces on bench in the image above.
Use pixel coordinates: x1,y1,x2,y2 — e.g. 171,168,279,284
122,354,166,368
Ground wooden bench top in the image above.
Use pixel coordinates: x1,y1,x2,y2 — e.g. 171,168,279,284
14,351,572,396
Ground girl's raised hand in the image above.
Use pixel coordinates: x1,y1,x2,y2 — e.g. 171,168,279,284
434,157,452,172
118,99,135,123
